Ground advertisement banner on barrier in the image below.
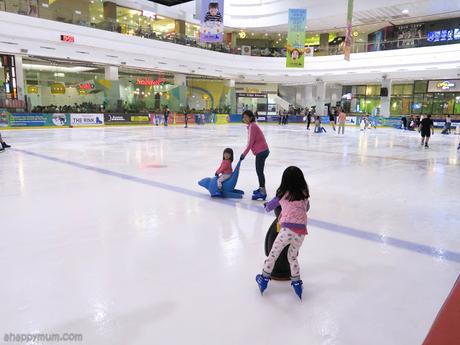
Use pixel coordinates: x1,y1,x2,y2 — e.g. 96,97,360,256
8,113,47,127
286,8,307,68
7,113,69,127
104,114,150,125
70,114,104,126
345,116,357,125
200,0,224,43
50,114,69,126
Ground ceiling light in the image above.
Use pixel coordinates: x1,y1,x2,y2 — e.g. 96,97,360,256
402,9,409,15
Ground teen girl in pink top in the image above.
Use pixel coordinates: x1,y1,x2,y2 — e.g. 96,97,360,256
240,110,269,200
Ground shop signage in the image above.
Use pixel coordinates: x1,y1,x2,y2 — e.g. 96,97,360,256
427,29,460,42
436,81,455,90
236,93,267,98
136,78,166,86
79,82,95,90
60,35,75,43
50,83,65,94
70,114,104,126
27,85,39,94
104,114,150,125
428,80,460,92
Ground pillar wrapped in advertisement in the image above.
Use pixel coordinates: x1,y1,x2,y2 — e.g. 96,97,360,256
200,0,224,43
286,9,307,68
344,0,354,61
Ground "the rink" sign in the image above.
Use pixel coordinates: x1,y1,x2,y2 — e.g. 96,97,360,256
70,114,104,127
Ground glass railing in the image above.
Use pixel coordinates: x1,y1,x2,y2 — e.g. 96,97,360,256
0,7,442,58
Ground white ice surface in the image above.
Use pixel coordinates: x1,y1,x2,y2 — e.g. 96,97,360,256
0,124,459,345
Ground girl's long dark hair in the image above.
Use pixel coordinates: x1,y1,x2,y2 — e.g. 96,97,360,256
242,110,256,123
276,166,309,201
223,148,234,162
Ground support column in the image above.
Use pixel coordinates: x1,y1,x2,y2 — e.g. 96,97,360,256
104,65,120,112
305,85,313,107
380,77,392,118
15,55,25,103
296,85,313,108
175,20,186,38
319,33,329,56
315,80,326,115
173,74,187,112
225,79,236,113
103,1,117,30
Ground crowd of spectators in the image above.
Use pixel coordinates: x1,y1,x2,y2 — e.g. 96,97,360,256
32,102,104,114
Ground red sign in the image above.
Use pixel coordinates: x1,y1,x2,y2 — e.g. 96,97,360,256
136,78,165,86
61,35,75,43
79,83,95,90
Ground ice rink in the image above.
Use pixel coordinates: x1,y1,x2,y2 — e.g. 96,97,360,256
1,124,459,345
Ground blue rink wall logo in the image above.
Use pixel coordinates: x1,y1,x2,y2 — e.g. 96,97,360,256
70,114,104,126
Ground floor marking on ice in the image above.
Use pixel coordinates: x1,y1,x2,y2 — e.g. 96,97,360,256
272,145,459,165
14,148,460,264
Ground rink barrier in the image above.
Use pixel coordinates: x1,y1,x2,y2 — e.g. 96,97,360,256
228,113,460,129
1,110,458,129
0,111,230,128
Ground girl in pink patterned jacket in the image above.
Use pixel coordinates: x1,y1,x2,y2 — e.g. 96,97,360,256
256,166,310,300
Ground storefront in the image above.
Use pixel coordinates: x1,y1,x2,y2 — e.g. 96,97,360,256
342,80,460,116
341,85,381,115
368,17,460,51
20,57,178,113
412,79,460,115
235,84,278,116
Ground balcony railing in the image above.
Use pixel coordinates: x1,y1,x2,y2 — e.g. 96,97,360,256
0,8,442,58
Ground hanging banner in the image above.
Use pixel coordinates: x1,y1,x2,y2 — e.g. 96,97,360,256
200,0,224,43
286,9,307,68
344,0,354,61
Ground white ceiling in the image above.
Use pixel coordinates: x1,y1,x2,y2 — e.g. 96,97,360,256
2,10,460,86
122,0,460,34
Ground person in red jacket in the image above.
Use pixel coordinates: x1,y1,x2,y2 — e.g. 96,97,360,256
215,148,234,191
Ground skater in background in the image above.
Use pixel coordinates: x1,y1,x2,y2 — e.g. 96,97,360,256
416,115,421,132
163,106,170,127
184,109,189,128
215,148,234,194
240,110,270,201
445,115,452,134
314,116,326,133
401,116,408,130
256,166,310,300
337,106,346,134
420,114,434,148
329,108,336,131
0,132,11,153
306,107,312,130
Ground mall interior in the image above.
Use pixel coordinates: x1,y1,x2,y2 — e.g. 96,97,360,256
0,1,459,345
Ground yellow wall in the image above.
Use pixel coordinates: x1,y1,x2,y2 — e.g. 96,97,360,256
187,80,229,110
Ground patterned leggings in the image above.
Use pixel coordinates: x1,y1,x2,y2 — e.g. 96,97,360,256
217,174,231,189
263,228,305,279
